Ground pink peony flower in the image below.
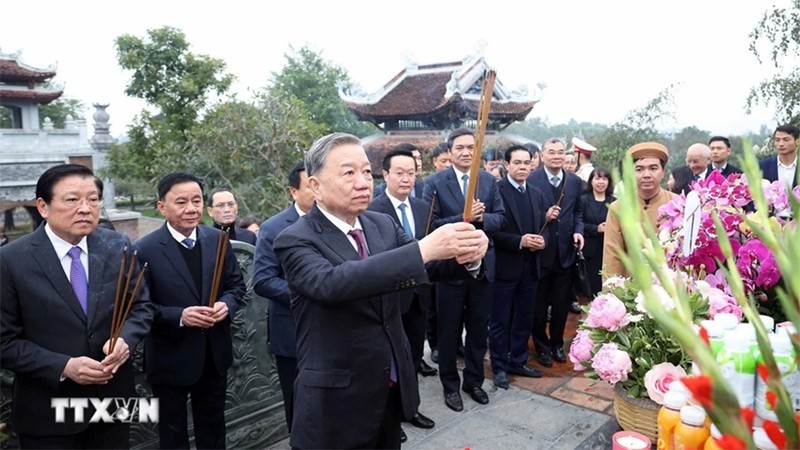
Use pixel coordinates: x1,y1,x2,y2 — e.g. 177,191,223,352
696,281,743,321
585,294,630,331
569,330,595,371
644,363,687,405
592,343,633,384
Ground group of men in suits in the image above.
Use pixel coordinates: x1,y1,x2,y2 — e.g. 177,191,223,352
1,165,247,449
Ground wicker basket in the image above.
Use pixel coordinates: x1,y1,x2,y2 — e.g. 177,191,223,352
613,384,660,443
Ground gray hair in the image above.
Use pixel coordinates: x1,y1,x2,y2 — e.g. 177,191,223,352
543,137,566,150
304,132,362,177
686,143,711,160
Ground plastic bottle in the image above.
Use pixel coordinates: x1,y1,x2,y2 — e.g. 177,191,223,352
714,313,738,333
759,315,775,334
753,427,778,450
673,405,710,450
716,330,756,408
755,332,799,424
657,391,687,450
736,323,759,360
703,424,722,450
701,320,724,358
778,326,800,412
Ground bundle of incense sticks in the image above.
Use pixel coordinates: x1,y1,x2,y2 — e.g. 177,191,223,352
208,228,229,308
463,69,497,222
110,247,147,352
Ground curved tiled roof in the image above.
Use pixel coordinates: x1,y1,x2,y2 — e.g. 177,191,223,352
0,88,62,104
0,58,56,83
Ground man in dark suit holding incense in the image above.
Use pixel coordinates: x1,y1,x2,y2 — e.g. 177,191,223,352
136,172,246,449
274,132,488,449
0,164,154,449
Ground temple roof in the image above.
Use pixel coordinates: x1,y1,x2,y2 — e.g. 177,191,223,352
0,85,63,104
341,56,539,124
0,53,57,83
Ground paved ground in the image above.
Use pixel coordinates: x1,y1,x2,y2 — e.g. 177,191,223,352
271,301,623,449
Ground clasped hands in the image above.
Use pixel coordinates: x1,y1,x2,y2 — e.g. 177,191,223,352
63,337,131,385
181,302,229,328
418,222,488,265
521,233,545,251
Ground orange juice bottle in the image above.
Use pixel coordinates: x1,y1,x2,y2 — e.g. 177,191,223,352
658,391,687,450
703,424,721,450
673,406,710,450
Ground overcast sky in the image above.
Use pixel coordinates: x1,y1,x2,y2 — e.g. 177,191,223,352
2,0,793,138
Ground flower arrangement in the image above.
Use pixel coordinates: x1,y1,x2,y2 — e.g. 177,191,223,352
569,274,711,400
610,149,800,449
657,170,799,321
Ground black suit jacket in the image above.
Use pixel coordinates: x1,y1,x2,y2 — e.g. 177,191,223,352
213,222,257,246
135,224,246,386
759,156,799,187
273,205,469,449
422,168,505,282
252,205,300,357
0,226,154,435
367,193,433,312
494,178,546,281
528,167,585,270
707,163,742,178
580,193,614,260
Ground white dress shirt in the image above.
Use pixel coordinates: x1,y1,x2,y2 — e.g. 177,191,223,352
45,224,89,283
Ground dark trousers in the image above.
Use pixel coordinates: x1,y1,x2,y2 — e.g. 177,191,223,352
19,423,130,449
532,266,572,355
585,253,603,297
490,271,538,374
426,288,438,350
402,294,427,367
372,384,402,449
274,354,297,432
151,356,228,449
437,279,490,393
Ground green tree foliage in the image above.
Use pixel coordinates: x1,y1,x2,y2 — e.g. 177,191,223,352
186,93,324,217
39,95,84,128
667,126,711,171
270,45,375,137
109,26,234,184
747,0,800,125
590,85,676,172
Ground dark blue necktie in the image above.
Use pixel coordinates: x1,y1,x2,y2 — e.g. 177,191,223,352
398,203,413,237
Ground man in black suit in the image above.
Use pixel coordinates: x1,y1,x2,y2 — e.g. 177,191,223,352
368,149,438,436
373,143,426,199
708,136,742,177
491,146,547,389
274,132,488,449
528,138,585,368
759,124,798,187
207,188,257,245
252,161,315,431
0,164,154,449
423,127,506,411
136,173,246,449
685,143,712,181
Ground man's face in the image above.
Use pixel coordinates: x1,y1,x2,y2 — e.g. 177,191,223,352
774,131,798,157
158,181,204,237
504,149,532,184
310,143,373,224
450,134,475,172
634,157,665,196
36,175,101,245
411,149,423,175
290,170,315,213
709,141,731,165
564,154,577,172
541,141,566,171
483,158,500,172
432,153,451,172
685,146,710,175
207,191,238,227
383,155,416,201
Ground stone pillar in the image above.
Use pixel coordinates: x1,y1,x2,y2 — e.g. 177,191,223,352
90,104,117,209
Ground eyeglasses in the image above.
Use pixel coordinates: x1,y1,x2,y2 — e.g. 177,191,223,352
57,197,103,208
212,202,237,209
